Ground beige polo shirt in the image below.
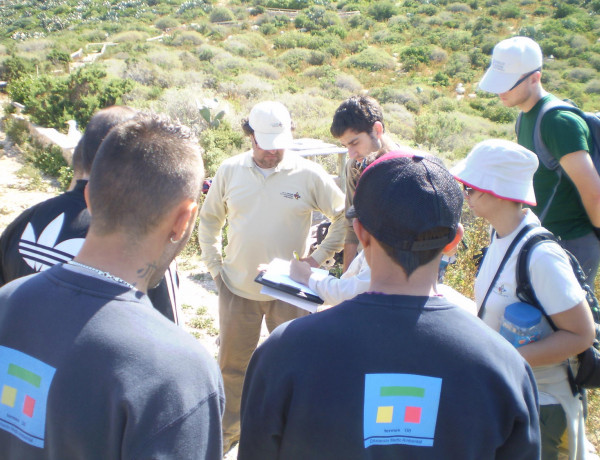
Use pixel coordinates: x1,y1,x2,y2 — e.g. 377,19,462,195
198,150,345,301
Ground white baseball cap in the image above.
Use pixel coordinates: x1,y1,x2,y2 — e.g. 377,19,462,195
478,37,543,94
248,101,293,150
450,139,539,206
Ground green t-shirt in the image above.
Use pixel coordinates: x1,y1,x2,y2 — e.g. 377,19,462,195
517,94,593,240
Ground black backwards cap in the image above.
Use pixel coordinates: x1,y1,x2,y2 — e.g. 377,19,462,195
347,150,463,252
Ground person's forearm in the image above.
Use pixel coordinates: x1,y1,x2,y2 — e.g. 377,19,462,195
312,211,345,263
519,328,594,367
343,242,358,273
560,150,600,227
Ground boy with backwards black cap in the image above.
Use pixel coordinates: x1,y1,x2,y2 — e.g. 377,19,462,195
238,150,541,460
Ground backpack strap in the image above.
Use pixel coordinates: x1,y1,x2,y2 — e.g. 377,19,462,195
514,232,587,396
515,231,559,330
528,99,586,223
477,223,537,319
532,99,583,170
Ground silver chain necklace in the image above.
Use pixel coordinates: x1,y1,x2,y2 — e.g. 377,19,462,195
68,260,135,290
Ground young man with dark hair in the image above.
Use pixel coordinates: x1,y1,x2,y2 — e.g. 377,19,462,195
0,112,225,459
330,95,398,271
479,36,600,284
0,106,182,323
199,100,345,452
239,151,541,460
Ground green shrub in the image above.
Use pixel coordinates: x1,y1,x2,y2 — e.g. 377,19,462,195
259,23,278,35
210,7,235,23
367,1,399,21
414,113,465,152
112,31,149,43
344,48,395,71
400,45,431,71
372,30,405,45
9,65,133,130
0,55,35,82
308,50,329,66
433,71,450,86
554,3,577,19
4,117,29,145
585,79,600,94
200,121,244,176
433,97,457,112
447,3,471,13
417,4,438,15
155,17,179,31
335,73,362,93
250,62,281,80
568,67,596,83
168,31,205,46
431,47,448,63
294,7,341,31
444,52,476,82
196,44,219,61
279,48,312,71
498,4,520,18
482,103,518,124
388,15,410,32
345,40,368,54
214,56,249,75
46,49,70,67
24,143,69,181
370,87,421,113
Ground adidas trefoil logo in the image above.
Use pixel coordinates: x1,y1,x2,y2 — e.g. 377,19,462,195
18,213,85,272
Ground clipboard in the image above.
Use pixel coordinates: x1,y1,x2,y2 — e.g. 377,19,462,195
255,271,324,305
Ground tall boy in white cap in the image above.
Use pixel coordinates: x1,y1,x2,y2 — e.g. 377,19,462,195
479,36,600,284
198,100,345,452
238,151,540,459
452,139,595,460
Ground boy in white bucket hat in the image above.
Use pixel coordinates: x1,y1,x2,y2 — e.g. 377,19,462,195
479,36,600,287
452,139,595,460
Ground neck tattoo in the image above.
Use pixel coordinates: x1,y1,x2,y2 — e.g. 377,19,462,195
68,260,135,290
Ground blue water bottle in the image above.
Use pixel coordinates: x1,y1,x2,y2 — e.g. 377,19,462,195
499,302,543,348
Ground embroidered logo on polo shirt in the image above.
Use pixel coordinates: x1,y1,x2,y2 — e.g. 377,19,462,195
495,284,508,297
280,191,301,200
0,346,56,448
363,373,442,448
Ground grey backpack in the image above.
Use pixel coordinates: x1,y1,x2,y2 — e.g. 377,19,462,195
515,99,600,221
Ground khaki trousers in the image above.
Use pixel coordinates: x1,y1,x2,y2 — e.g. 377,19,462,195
216,276,308,446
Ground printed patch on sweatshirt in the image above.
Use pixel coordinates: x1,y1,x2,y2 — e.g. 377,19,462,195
363,373,442,448
0,346,56,448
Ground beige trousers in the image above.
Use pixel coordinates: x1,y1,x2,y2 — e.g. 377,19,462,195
216,275,309,446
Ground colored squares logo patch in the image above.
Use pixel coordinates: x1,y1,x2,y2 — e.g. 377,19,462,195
404,406,421,424
364,374,442,448
376,406,393,424
0,346,56,448
1,385,17,407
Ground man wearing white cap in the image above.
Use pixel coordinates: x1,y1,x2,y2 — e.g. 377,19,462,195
479,36,600,284
198,101,345,452
452,139,595,460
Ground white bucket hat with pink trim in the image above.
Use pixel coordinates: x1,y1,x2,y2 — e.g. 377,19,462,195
451,139,539,206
